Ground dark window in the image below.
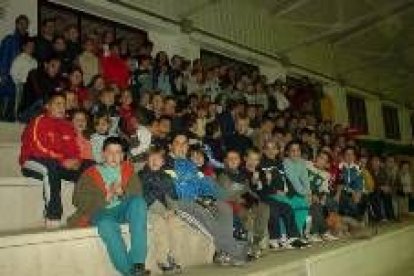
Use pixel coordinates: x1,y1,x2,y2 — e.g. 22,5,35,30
382,105,400,140
411,113,414,138
346,94,368,134
200,49,258,74
39,0,148,55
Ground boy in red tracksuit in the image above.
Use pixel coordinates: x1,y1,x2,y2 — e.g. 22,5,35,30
20,93,89,228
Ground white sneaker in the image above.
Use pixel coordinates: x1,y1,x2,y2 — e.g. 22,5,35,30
45,219,62,229
322,232,339,241
269,239,281,250
307,234,323,243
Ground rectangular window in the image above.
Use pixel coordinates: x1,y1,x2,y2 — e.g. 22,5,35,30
346,94,368,134
39,0,148,55
382,105,401,140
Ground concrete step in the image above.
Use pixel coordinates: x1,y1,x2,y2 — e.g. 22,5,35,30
0,122,24,144
0,177,75,232
0,214,215,275
0,143,22,177
0,176,215,275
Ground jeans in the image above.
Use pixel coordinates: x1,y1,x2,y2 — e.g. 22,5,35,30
92,196,148,276
265,198,300,239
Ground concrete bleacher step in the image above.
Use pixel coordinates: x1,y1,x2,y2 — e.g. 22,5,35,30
0,177,74,232
0,176,215,275
0,122,24,177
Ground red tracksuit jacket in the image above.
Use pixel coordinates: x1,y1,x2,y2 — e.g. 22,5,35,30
19,113,80,166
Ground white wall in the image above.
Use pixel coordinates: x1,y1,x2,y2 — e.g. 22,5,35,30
0,0,38,40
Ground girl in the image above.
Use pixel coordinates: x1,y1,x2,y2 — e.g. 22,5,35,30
71,109,93,162
68,67,90,109
118,89,136,136
90,113,113,164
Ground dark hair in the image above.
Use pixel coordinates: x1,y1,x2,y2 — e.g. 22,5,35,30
102,136,126,152
317,150,332,162
22,36,35,46
342,146,357,155
245,147,261,157
16,15,29,25
46,92,65,104
285,140,302,153
205,121,219,137
70,108,91,138
169,132,188,143
41,18,55,27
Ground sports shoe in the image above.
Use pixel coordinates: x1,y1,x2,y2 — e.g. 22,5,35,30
289,238,311,249
321,232,339,241
307,234,323,243
269,239,281,250
131,263,151,275
45,219,62,229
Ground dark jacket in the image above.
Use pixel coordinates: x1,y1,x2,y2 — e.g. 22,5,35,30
224,133,253,156
139,166,178,208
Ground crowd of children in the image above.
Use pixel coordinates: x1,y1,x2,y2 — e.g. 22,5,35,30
0,15,413,276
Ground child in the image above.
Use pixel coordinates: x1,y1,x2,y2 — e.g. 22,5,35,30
337,146,365,220
139,148,182,273
91,88,120,134
131,54,153,102
282,141,311,238
68,137,149,276
71,109,93,162
189,145,215,178
397,161,413,217
91,113,113,164
20,93,84,228
118,89,137,136
224,116,253,156
307,151,338,241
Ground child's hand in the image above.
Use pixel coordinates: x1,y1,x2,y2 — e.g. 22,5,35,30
106,189,114,202
114,182,124,196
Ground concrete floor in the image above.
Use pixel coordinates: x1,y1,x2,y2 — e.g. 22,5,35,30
182,219,414,276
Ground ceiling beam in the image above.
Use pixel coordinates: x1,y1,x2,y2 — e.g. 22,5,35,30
279,0,414,54
177,0,220,19
271,0,311,17
332,0,414,45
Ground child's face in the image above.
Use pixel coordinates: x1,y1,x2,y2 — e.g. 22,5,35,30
370,157,381,170
402,163,410,172
190,151,205,167
148,153,164,171
152,95,164,111
93,77,105,91
344,149,356,164
96,117,110,134
120,91,133,106
315,153,329,170
100,91,115,106
65,92,78,110
70,70,83,87
225,152,241,170
102,144,124,167
245,152,260,170
236,119,249,135
159,119,171,136
263,141,279,160
72,113,87,133
287,144,301,160
46,96,66,118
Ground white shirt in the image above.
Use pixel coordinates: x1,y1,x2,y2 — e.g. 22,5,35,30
10,53,37,84
274,91,290,111
130,125,152,157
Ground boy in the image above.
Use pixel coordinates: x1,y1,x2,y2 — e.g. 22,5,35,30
20,93,85,228
224,116,253,156
337,147,366,220
218,150,268,258
91,88,120,134
69,137,149,276
139,148,182,273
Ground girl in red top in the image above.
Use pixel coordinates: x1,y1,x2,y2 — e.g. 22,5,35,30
118,89,137,136
68,67,90,109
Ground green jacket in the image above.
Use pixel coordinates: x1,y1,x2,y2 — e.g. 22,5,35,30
67,161,142,227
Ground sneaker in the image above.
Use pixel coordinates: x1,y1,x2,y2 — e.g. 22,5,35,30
213,251,231,266
45,219,61,229
131,263,151,276
321,232,339,241
289,238,310,249
307,234,323,243
269,239,281,250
